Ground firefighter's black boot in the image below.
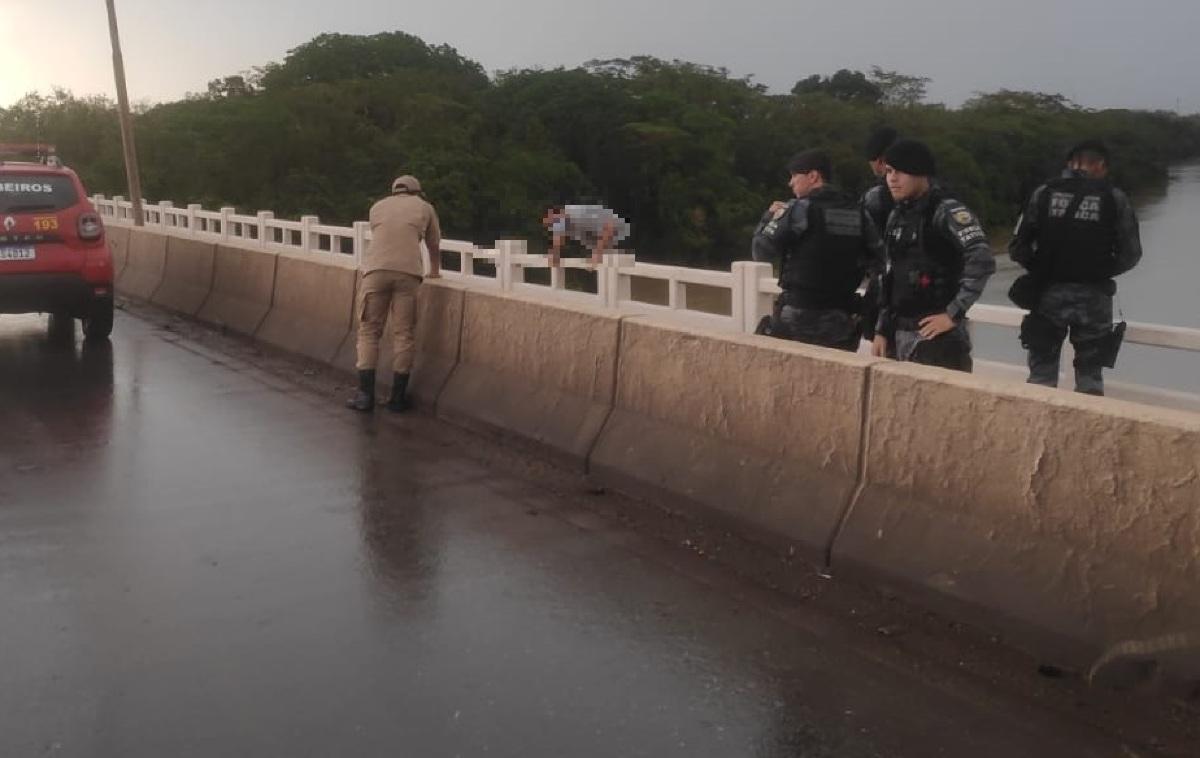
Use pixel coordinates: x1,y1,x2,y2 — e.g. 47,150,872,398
386,372,411,413
345,369,376,412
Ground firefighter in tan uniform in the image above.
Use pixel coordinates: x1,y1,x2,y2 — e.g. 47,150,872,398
346,175,441,413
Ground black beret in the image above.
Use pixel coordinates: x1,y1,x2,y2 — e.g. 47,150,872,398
1066,139,1110,163
786,149,833,180
884,139,936,177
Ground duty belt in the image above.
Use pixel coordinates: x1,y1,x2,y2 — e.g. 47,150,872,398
892,314,949,332
777,289,858,312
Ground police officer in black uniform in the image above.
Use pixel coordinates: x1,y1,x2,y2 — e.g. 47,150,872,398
871,139,996,371
1009,140,1142,395
862,126,898,234
860,126,898,342
751,150,882,351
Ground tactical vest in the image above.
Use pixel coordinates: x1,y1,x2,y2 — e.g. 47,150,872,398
779,189,866,310
1036,176,1118,283
887,190,963,319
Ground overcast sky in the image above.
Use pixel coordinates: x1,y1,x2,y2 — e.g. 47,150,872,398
2,0,1198,112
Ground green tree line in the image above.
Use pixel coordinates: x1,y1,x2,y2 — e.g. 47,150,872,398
3,31,1199,267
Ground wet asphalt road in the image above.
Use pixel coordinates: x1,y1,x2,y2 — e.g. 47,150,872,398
0,310,1152,757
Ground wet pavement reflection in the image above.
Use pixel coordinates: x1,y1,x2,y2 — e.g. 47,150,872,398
0,311,1136,756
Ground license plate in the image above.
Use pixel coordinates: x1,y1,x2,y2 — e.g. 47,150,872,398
0,246,35,261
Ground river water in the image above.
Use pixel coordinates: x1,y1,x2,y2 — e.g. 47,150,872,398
972,162,1200,395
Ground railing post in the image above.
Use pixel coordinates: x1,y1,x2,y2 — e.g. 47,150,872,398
608,253,635,310
597,251,633,309
300,215,319,253
668,277,687,311
156,200,172,231
187,203,202,237
113,196,126,223
549,253,566,291
596,253,612,308
461,248,476,284
732,261,774,333
219,207,234,241
257,211,273,249
352,221,370,266
495,239,524,292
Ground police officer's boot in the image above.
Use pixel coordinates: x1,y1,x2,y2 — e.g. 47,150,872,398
345,369,376,412
386,372,411,413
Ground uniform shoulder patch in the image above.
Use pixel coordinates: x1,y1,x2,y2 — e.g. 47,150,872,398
942,203,986,246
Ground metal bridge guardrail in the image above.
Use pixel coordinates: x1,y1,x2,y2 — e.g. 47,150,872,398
93,194,1200,409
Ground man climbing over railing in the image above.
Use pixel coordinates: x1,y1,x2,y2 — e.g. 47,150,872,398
345,175,442,413
1008,140,1143,396
542,203,631,268
750,149,883,350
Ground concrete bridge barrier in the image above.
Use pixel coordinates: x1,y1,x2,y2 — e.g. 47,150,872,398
437,289,620,468
106,225,131,280
254,254,356,363
115,228,167,301
332,273,372,373
831,362,1200,667
332,278,466,410
590,319,874,564
196,244,278,336
408,281,466,410
151,237,215,316
97,222,1200,676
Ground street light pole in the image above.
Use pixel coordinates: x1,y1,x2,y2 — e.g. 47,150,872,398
104,0,145,227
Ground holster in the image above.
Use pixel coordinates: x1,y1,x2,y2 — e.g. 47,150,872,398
910,329,973,373
1008,272,1047,311
1019,311,1060,351
1096,321,1127,368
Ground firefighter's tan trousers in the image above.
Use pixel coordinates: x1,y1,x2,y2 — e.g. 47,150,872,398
355,270,421,374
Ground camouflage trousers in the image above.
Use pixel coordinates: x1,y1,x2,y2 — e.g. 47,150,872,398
1023,283,1113,396
768,301,861,352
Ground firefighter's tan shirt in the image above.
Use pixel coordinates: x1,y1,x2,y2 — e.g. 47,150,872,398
363,193,441,277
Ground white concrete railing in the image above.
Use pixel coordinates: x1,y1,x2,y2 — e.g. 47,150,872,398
94,195,1200,408
94,194,774,332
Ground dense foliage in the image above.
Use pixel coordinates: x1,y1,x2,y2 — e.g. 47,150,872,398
4,31,1198,266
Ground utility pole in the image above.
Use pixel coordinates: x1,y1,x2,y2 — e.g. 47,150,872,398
104,0,145,226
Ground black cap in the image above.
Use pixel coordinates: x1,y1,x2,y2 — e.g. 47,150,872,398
786,149,832,181
865,126,898,160
884,139,936,177
1066,139,1110,163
